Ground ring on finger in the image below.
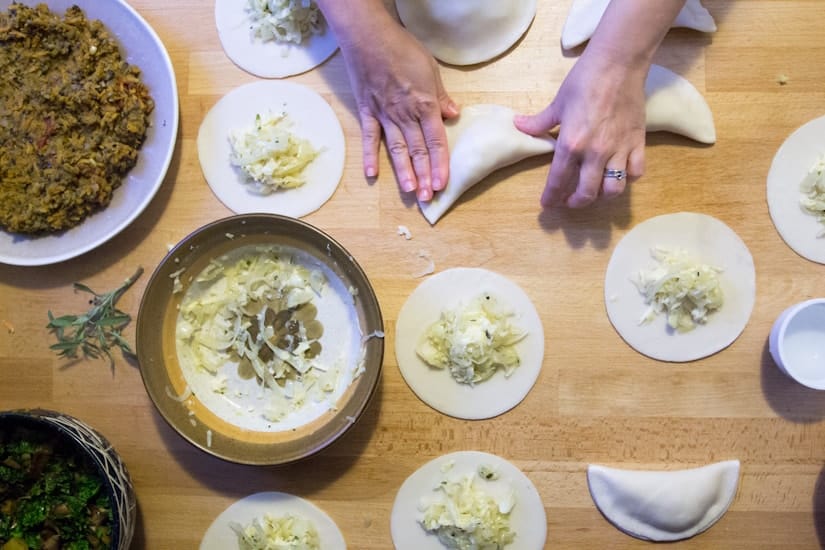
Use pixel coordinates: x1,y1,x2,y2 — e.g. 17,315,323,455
603,168,626,181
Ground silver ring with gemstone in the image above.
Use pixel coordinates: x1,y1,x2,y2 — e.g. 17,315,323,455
603,168,626,181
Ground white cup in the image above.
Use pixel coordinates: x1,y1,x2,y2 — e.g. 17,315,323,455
769,298,825,389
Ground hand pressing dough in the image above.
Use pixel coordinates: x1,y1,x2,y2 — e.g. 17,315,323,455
561,0,716,50
604,212,755,362
587,460,740,542
394,0,537,66
645,64,717,145
418,104,555,224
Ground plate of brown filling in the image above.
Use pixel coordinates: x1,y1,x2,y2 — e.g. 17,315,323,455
0,0,178,266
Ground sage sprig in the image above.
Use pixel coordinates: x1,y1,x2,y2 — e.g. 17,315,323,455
47,267,144,369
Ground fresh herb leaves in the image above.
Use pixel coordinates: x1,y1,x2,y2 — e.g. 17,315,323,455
47,267,143,369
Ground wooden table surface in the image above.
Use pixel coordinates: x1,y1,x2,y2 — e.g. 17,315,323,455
2,0,825,548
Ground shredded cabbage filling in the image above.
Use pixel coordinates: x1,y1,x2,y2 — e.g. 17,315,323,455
416,294,526,385
230,513,321,550
229,112,319,195
633,247,724,332
800,152,825,237
246,0,324,44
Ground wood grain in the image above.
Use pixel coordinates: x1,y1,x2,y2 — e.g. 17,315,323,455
1,0,824,548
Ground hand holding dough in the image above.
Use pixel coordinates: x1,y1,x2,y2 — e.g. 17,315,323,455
562,0,716,50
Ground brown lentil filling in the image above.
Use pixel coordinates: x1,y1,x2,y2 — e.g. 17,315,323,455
0,3,154,234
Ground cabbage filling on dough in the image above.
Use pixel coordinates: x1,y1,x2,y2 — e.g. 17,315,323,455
229,111,319,195
634,247,724,332
800,152,825,237
419,469,516,550
230,513,321,549
416,294,526,385
246,0,324,44
176,244,339,422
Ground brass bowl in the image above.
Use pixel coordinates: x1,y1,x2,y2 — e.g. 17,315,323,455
136,214,384,465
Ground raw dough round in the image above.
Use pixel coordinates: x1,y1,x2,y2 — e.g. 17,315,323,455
766,114,825,264
391,451,547,550
604,212,756,362
214,0,338,78
395,0,537,66
395,268,544,419
197,80,345,218
200,492,345,549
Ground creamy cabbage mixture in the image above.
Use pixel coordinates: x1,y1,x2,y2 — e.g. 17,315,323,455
634,247,724,332
800,152,825,237
231,513,320,550
418,463,516,549
246,0,324,44
175,244,362,431
229,112,319,195
416,294,526,385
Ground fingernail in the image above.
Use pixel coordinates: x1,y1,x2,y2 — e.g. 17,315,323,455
432,178,444,191
365,165,377,178
418,188,433,201
400,179,416,193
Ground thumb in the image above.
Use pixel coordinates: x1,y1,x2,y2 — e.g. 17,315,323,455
514,102,561,136
436,81,459,120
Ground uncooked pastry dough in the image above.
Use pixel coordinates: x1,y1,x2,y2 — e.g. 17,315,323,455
587,460,740,542
394,0,537,66
214,0,338,78
200,491,346,549
604,212,755,362
197,80,345,218
561,0,716,50
766,114,825,264
645,64,716,145
419,104,555,224
395,268,544,419
391,451,547,550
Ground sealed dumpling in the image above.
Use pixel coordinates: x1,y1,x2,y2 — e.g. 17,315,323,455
418,104,554,224
562,0,716,50
587,460,740,541
395,0,537,65
645,64,716,145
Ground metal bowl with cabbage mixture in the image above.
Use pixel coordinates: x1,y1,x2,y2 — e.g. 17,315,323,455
136,214,384,465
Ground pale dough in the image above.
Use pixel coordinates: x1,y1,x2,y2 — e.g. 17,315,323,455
418,104,555,224
604,212,755,362
197,81,345,218
645,64,717,145
200,492,345,549
587,460,740,542
766,114,825,264
562,0,716,50
391,451,547,550
394,0,537,66
395,268,545,419
214,0,338,78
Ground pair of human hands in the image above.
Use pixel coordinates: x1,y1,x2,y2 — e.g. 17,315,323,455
338,21,647,208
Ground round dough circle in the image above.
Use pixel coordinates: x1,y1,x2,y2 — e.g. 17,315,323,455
214,0,338,78
395,268,544,419
390,450,547,550
197,80,345,218
604,212,756,362
395,0,537,66
766,114,825,264
200,492,346,549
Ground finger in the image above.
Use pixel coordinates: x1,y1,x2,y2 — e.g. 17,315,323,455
566,156,604,208
601,156,628,200
359,110,382,178
382,121,417,194
420,114,449,192
397,123,434,201
627,145,645,178
514,101,561,136
541,146,580,207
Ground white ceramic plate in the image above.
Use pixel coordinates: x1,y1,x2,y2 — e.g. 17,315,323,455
197,81,346,219
766,114,825,264
0,0,178,266
604,212,756,362
395,268,544,420
391,451,547,550
215,0,338,78
200,492,346,550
